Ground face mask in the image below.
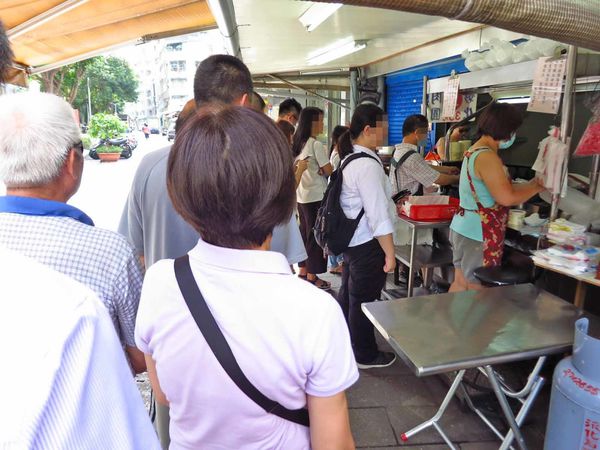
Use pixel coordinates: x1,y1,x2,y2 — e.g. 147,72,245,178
499,133,516,150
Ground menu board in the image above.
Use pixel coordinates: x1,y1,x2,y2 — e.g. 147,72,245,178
527,56,567,114
440,76,460,122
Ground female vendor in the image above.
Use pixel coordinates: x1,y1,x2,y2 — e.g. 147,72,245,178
449,102,546,292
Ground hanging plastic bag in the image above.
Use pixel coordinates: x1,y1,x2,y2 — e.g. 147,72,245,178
574,92,600,157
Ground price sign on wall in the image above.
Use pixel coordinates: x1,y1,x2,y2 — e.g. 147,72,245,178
429,92,477,123
440,77,460,122
528,56,567,114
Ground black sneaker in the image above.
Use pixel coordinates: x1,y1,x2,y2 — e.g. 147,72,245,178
356,351,396,369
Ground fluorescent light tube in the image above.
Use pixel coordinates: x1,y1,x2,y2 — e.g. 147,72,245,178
299,3,342,32
307,40,367,66
497,97,531,104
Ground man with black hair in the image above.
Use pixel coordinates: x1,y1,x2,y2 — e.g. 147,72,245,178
277,98,302,126
119,55,306,448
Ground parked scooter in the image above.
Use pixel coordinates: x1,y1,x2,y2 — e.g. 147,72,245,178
88,136,133,160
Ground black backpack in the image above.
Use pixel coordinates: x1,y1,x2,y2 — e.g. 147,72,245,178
314,152,379,256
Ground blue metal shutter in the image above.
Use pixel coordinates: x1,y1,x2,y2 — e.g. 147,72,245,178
385,56,469,148
386,79,423,146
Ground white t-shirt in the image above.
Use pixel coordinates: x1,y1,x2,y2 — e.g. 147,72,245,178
135,239,359,450
296,137,330,204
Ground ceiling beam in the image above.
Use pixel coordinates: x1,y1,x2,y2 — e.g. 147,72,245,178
8,0,90,39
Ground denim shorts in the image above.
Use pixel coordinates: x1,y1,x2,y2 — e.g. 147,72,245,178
450,230,484,282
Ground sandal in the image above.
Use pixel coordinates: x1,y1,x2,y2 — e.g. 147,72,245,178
329,264,343,275
307,276,331,290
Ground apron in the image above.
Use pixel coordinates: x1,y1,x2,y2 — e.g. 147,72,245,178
457,148,509,267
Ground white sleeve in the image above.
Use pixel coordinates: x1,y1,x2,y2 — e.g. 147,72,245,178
313,140,330,168
305,301,359,397
356,161,395,238
41,298,160,449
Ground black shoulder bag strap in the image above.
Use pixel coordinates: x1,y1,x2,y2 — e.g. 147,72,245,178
173,255,310,427
392,149,421,195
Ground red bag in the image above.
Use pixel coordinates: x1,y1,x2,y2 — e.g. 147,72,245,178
574,94,600,157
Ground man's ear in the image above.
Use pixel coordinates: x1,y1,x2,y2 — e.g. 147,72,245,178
239,93,249,107
64,148,80,179
363,125,372,137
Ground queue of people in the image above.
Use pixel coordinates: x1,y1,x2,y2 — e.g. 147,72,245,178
0,21,548,446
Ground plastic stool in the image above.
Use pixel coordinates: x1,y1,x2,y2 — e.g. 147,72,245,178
473,266,532,287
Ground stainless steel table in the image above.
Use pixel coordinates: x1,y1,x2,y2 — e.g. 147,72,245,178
362,284,582,450
396,215,452,296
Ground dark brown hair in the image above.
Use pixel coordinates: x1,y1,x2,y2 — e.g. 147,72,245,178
477,102,523,141
276,119,295,145
193,55,253,105
167,105,295,249
338,104,385,160
291,106,323,157
330,125,349,153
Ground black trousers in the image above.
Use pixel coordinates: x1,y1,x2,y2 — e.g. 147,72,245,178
297,201,327,274
338,239,386,363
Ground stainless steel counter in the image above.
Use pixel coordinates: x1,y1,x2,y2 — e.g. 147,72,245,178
363,283,582,377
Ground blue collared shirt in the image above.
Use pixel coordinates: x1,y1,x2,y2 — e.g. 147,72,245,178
0,196,94,226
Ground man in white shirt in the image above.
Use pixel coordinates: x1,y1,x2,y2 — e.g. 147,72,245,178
0,247,160,449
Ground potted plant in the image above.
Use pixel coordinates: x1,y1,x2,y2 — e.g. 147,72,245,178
95,144,123,162
88,113,126,162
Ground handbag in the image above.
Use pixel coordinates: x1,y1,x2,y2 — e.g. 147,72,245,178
173,255,310,427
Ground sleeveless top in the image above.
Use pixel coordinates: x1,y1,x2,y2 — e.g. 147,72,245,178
450,148,496,242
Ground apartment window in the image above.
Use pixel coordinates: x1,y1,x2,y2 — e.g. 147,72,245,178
170,78,187,87
166,42,183,51
170,60,186,72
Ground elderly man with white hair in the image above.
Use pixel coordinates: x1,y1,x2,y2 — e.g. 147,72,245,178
0,92,146,373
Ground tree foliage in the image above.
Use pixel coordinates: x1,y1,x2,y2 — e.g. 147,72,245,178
37,56,138,122
88,113,126,140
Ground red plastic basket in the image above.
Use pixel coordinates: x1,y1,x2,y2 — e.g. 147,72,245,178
402,197,460,221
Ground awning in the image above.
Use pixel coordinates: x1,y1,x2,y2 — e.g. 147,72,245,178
2,0,216,76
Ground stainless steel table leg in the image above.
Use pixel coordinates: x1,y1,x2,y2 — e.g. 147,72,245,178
483,365,528,450
400,370,465,450
407,226,417,297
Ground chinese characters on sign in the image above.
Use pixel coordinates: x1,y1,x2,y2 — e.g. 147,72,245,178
528,56,567,114
429,92,477,123
582,418,600,450
441,76,460,122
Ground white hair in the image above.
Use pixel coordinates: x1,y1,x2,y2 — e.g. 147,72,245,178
0,92,80,187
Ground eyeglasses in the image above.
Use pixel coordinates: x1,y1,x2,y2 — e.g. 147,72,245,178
72,141,84,153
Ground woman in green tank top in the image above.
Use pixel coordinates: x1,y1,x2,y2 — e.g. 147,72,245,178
449,103,546,292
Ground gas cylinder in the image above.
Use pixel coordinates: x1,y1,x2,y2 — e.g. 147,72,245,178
545,318,600,450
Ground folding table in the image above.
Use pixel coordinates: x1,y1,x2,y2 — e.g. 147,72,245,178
362,284,582,450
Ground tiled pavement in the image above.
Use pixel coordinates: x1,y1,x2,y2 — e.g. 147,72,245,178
320,271,549,450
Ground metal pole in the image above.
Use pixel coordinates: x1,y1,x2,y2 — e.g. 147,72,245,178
86,76,92,122
421,75,429,155
589,155,600,199
377,75,386,111
350,70,358,115
551,45,578,221
267,74,349,110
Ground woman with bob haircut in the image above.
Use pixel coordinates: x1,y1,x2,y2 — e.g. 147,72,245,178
135,105,357,450
449,102,545,292
336,103,397,370
291,107,333,289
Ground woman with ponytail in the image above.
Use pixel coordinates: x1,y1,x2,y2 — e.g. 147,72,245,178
292,107,332,289
337,103,397,369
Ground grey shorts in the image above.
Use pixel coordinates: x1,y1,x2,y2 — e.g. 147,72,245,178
450,230,483,282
